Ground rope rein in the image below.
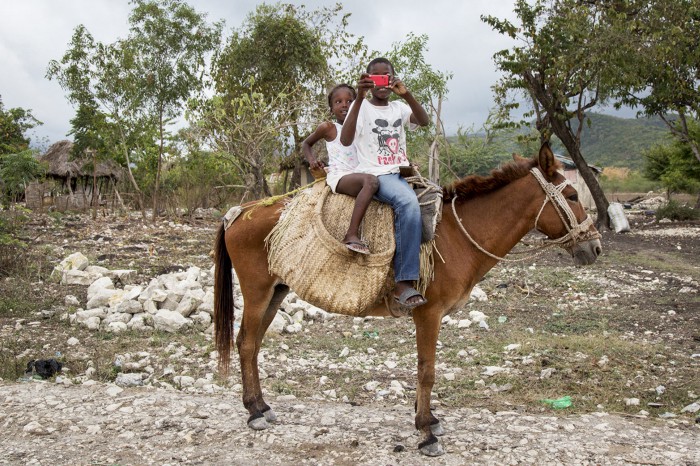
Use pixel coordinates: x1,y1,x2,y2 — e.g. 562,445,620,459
450,168,601,263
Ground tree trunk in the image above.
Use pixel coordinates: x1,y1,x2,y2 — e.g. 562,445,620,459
112,178,126,212
428,95,443,183
118,127,146,220
152,110,164,223
550,118,610,229
91,150,98,220
289,116,302,189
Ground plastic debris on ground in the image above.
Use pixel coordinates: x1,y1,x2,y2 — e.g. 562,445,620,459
540,396,572,409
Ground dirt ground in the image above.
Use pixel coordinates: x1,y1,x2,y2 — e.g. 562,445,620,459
0,207,698,465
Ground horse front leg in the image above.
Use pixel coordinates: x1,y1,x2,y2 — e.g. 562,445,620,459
413,309,445,456
236,283,287,430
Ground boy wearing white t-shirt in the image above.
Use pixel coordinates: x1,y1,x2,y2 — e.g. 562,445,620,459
340,57,431,310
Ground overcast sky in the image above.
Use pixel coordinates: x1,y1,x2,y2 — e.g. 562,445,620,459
2,0,530,148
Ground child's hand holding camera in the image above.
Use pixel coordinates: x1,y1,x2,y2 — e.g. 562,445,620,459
390,77,408,96
356,74,376,98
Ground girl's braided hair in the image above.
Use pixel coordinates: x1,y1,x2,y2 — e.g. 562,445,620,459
327,84,356,110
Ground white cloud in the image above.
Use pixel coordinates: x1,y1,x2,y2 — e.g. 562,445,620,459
0,0,519,145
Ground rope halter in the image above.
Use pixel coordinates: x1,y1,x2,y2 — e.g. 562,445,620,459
529,168,601,250
450,167,601,263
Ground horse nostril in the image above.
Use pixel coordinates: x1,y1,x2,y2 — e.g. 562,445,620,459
595,246,602,256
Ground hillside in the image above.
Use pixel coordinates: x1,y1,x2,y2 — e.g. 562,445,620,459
452,113,671,170
573,113,670,168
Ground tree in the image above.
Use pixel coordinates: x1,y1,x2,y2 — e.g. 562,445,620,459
127,0,222,221
482,0,633,228
47,25,154,217
213,3,367,190
0,97,43,205
613,0,700,206
386,33,452,183
643,123,700,201
190,81,300,199
0,96,41,156
0,150,46,204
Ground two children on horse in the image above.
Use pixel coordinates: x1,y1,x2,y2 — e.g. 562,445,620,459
302,57,430,310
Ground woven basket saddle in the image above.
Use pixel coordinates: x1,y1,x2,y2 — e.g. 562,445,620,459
264,176,442,317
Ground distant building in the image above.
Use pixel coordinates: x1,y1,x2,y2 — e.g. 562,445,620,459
554,154,602,210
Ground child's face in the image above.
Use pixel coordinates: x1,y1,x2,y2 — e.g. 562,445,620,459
368,62,393,100
330,88,354,123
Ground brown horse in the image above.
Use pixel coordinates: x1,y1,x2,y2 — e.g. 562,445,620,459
213,143,602,456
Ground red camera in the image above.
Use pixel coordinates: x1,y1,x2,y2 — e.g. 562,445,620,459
369,75,390,87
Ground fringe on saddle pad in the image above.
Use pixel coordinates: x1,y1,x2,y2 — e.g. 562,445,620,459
265,182,435,317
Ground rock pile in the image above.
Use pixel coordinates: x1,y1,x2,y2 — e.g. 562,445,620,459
56,252,335,335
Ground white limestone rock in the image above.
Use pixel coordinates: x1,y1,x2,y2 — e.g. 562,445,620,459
176,289,205,317
87,276,114,301
62,270,97,286
469,285,488,302
52,252,89,280
107,269,137,284
116,300,143,314
115,372,145,387
153,309,190,333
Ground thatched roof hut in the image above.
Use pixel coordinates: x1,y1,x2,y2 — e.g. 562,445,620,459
40,140,122,182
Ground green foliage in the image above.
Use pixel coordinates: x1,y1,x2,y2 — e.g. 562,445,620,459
613,0,700,156
643,122,700,195
655,200,699,221
0,207,30,277
385,33,452,118
214,3,327,99
481,0,636,219
205,3,368,193
447,126,513,179
575,114,669,169
0,150,46,203
0,96,41,156
189,82,294,199
384,33,452,181
47,1,222,215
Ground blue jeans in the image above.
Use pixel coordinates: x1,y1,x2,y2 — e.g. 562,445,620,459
374,173,421,282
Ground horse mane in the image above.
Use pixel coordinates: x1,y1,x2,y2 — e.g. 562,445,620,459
442,156,553,202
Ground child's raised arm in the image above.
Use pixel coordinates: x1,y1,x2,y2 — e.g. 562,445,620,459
390,78,430,127
302,121,334,170
340,74,375,146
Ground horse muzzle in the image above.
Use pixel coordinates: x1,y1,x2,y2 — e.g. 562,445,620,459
569,238,602,266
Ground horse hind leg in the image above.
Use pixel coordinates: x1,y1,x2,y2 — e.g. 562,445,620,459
237,283,289,430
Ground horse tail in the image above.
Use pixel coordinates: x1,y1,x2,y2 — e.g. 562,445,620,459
213,222,234,377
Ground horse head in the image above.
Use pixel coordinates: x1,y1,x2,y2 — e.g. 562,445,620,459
530,143,602,265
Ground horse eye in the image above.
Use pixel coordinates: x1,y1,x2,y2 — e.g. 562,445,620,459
567,194,578,202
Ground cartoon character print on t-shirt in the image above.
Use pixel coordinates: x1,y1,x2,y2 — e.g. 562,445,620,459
372,118,407,165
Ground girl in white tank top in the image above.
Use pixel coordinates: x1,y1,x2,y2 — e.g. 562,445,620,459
301,84,380,255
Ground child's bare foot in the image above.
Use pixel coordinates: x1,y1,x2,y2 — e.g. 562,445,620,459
343,235,369,254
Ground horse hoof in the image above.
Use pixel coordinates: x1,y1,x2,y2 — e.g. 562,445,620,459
248,416,269,430
419,440,444,457
262,408,278,423
430,421,445,436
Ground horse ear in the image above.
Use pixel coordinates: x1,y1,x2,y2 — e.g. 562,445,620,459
512,152,527,162
537,143,558,179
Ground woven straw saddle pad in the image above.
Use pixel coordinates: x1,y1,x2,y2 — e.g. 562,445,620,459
266,182,401,316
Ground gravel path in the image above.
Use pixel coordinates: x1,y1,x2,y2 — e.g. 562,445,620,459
1,382,698,465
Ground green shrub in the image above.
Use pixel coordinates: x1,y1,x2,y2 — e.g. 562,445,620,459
0,207,30,277
655,200,699,221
